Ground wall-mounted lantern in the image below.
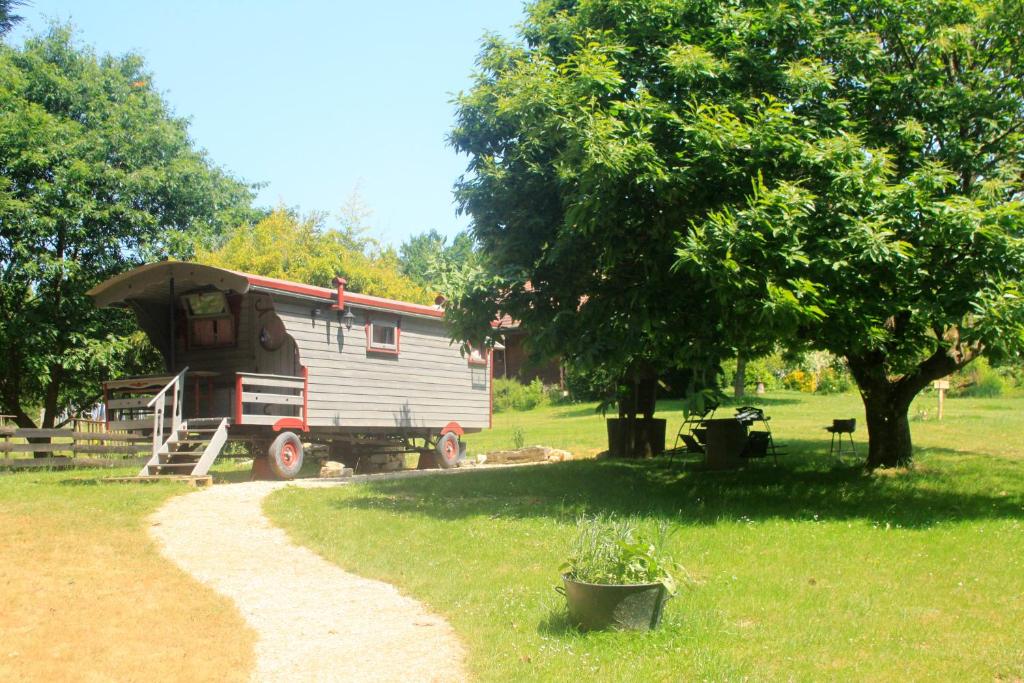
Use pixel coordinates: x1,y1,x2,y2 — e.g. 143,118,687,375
340,306,356,330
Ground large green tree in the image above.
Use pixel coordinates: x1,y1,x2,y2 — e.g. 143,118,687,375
672,0,1024,468
449,0,1024,468
0,27,255,429
446,4,734,433
398,228,477,288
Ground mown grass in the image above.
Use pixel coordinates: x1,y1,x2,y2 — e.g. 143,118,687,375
266,392,1024,682
0,464,255,682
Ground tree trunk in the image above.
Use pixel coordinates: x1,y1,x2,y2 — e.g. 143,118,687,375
861,391,914,468
847,352,938,469
612,371,659,457
41,365,63,429
733,354,746,398
34,366,64,458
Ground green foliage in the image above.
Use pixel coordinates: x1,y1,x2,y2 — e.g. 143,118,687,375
511,426,525,450
398,229,477,289
449,0,1024,468
446,2,743,405
664,0,1024,464
725,350,852,394
0,26,255,426
564,361,618,402
723,352,788,392
949,358,1012,398
742,355,784,390
493,377,550,412
561,514,678,594
815,367,853,395
197,208,433,304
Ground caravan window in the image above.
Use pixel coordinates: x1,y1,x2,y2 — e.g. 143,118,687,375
366,318,400,355
182,291,237,349
185,291,228,317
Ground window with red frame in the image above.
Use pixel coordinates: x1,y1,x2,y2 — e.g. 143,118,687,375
366,317,400,354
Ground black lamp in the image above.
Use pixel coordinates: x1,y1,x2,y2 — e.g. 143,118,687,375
341,306,356,330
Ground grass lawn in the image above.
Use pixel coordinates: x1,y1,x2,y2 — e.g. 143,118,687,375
0,465,255,682
266,391,1024,681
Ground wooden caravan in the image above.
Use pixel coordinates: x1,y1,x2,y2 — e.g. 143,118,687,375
87,261,491,479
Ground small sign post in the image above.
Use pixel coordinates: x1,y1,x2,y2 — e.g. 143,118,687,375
933,379,950,420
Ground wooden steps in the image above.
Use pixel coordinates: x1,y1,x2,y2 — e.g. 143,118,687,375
139,418,230,478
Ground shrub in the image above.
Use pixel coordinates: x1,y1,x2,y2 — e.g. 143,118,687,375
493,377,549,412
950,358,1008,398
816,367,853,394
969,373,1006,397
783,370,818,393
546,385,570,405
743,355,784,391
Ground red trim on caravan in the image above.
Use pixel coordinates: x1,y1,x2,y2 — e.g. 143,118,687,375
489,351,494,429
301,366,309,431
440,421,464,437
244,273,444,319
234,373,244,426
272,418,306,432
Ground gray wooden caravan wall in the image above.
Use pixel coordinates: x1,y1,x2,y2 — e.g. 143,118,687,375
271,295,491,431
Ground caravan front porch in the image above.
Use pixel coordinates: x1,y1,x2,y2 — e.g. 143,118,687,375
102,368,308,477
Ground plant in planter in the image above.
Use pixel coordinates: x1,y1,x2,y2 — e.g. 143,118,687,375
559,514,679,631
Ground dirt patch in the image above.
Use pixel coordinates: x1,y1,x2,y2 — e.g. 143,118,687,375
0,512,254,682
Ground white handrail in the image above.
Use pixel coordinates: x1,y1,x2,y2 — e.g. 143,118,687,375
149,367,188,455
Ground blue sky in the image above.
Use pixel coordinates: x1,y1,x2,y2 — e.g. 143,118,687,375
10,1,525,246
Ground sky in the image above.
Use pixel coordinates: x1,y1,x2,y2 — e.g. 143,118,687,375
9,1,526,246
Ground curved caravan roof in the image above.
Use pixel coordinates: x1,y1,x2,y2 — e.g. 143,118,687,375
87,261,445,319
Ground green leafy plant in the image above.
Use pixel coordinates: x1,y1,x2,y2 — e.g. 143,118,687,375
560,514,679,594
493,378,550,412
815,367,853,394
949,358,1009,398
511,426,525,450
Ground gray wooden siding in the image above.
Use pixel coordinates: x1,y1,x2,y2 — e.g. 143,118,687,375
251,293,300,377
272,297,490,430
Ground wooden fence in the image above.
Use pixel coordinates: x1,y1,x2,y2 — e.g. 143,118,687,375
0,417,150,470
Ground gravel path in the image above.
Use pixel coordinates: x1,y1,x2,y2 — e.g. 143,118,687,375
148,480,468,682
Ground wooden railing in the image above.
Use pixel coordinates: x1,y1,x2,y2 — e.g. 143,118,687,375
0,421,152,469
234,368,308,431
148,367,188,456
105,375,175,431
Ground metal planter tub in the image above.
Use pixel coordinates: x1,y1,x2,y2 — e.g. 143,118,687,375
560,575,670,631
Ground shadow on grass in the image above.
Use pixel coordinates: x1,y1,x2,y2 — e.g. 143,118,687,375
553,397,808,420
537,608,578,637
325,445,1024,529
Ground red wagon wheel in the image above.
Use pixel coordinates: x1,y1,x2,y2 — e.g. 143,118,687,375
435,432,461,469
267,431,304,480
